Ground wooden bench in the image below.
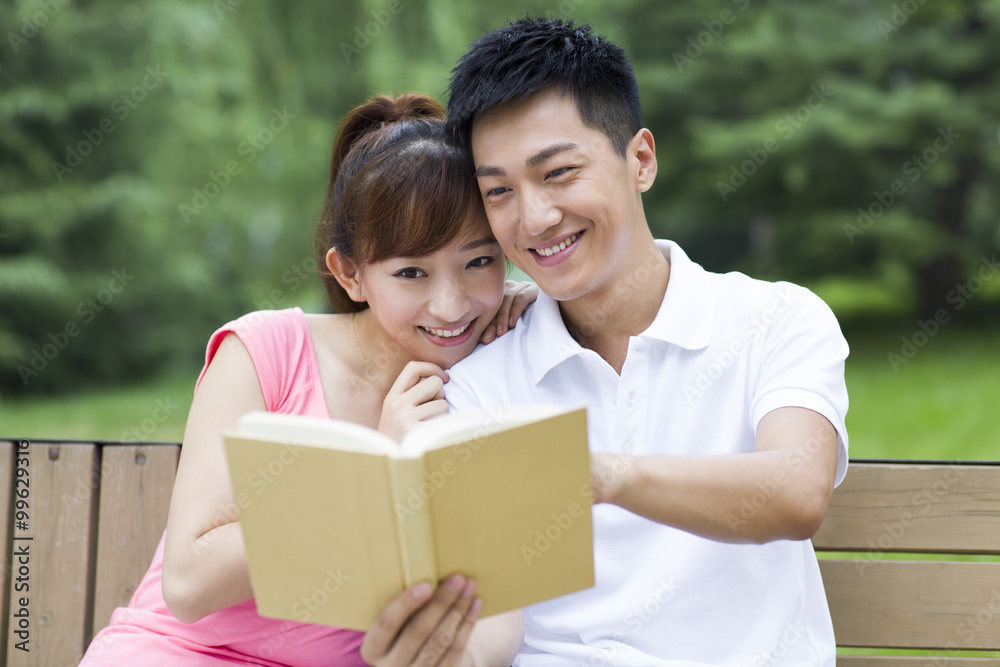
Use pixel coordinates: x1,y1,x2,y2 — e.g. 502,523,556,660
1,441,998,665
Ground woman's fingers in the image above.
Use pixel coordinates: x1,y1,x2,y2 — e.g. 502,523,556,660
360,581,434,665
506,281,539,329
380,575,470,666
411,579,479,667
482,281,539,344
425,584,481,667
389,361,449,395
404,398,450,424
378,367,448,442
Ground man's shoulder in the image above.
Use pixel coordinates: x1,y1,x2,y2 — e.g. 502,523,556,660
449,302,536,378
705,266,825,317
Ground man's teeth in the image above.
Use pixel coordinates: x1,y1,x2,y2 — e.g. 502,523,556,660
421,322,471,338
536,233,579,257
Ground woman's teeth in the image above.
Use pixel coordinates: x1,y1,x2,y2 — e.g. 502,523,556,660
421,322,470,338
536,233,579,257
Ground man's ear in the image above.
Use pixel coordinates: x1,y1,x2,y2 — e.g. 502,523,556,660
326,247,366,303
631,128,657,193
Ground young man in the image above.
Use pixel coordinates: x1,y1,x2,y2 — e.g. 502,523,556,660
440,17,850,666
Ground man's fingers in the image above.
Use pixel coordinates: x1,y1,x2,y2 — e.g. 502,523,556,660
360,582,434,665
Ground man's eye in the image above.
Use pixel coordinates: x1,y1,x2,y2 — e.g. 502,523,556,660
547,167,574,179
394,268,425,279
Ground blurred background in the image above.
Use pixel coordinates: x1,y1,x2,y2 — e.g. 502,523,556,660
2,0,998,459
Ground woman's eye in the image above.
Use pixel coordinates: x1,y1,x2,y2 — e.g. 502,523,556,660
468,256,495,269
394,267,425,279
485,186,509,198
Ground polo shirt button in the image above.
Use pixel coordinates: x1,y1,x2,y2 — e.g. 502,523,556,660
627,391,636,409
622,440,631,454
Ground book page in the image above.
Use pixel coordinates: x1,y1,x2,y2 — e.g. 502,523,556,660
225,436,405,630
420,408,595,617
399,404,574,456
235,411,398,455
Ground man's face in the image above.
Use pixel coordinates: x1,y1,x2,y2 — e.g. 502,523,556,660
470,87,653,303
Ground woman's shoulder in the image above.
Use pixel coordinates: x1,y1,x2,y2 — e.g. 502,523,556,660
221,306,307,339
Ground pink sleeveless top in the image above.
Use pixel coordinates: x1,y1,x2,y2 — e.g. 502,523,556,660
80,308,366,666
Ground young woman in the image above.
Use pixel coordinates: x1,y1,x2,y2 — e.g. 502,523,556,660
78,94,530,667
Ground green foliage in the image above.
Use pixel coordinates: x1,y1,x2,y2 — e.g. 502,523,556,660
2,0,998,397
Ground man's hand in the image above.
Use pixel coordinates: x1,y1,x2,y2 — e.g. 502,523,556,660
361,575,481,667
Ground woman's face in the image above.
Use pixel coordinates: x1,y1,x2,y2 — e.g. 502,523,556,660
358,222,506,371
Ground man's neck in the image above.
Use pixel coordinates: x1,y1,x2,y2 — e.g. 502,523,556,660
559,241,670,375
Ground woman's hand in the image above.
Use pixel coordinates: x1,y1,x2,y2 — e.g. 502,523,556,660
378,361,450,442
480,280,538,344
360,575,481,667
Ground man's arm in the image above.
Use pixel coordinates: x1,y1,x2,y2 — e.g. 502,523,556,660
591,406,839,544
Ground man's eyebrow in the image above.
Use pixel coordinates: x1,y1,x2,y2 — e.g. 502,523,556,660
473,164,505,178
459,236,500,252
525,142,579,169
473,142,581,179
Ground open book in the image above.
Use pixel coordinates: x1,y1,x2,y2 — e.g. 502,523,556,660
224,404,594,630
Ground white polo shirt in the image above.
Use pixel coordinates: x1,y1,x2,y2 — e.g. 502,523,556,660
446,240,849,666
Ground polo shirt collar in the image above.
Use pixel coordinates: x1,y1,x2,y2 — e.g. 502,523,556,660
525,239,715,385
642,240,715,350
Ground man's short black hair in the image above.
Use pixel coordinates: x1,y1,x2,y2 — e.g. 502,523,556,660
446,17,642,161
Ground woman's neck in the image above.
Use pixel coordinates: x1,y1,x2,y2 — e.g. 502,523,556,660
350,308,415,394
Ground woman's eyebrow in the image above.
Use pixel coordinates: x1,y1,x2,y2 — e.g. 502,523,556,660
459,237,501,252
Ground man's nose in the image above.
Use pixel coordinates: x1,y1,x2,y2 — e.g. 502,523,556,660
519,186,561,237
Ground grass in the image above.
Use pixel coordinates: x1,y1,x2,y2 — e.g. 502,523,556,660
2,323,998,461
2,370,194,443
843,323,1000,461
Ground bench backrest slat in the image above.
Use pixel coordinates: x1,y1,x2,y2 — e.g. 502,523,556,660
90,444,179,636
820,559,1000,650
837,658,1000,666
6,443,99,667
813,462,1000,553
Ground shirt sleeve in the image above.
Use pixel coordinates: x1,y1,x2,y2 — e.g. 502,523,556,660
749,283,850,486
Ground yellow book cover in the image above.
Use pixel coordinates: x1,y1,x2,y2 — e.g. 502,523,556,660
224,405,594,630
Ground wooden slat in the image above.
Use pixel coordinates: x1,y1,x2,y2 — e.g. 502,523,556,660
820,560,1000,650
90,444,179,637
838,658,1000,666
814,462,1000,553
7,443,97,667
0,441,16,660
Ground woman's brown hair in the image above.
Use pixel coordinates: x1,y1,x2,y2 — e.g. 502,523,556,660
315,93,487,312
